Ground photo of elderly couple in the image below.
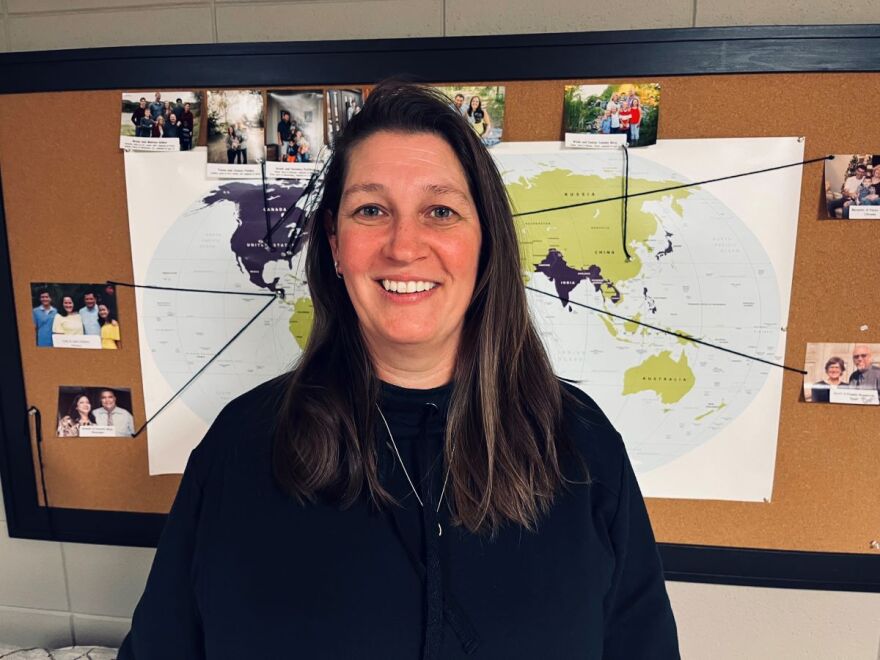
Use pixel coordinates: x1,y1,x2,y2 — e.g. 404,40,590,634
824,154,880,219
803,342,880,405
30,283,120,350
120,91,200,151
56,386,135,438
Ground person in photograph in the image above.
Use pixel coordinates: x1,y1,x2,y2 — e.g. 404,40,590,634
843,167,880,217
152,115,166,138
136,109,154,138
285,136,298,162
606,92,620,114
179,102,195,151
98,303,120,349
225,125,238,164
174,97,185,119
164,113,180,139
57,393,96,437
32,289,58,347
277,110,293,161
451,93,467,117
52,295,84,337
79,291,101,336
352,101,361,116
149,92,165,123
619,100,632,136
345,100,353,122
180,102,194,132
847,344,880,394
93,388,135,436
629,97,643,145
295,128,311,162
609,101,621,133
130,97,147,131
810,356,847,403
120,82,678,660
600,109,612,134
828,163,867,218
467,95,491,138
235,121,249,164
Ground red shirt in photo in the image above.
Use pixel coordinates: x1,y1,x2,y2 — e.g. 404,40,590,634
630,107,642,125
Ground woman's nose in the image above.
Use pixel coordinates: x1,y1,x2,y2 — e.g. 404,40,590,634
383,215,426,262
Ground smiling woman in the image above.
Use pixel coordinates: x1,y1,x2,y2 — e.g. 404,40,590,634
120,82,679,660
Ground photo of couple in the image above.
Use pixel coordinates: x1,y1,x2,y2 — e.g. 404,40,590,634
326,89,364,147
56,386,135,438
267,90,324,165
824,154,880,219
564,83,661,148
30,283,120,350
206,90,265,170
120,91,200,151
436,85,506,147
803,342,880,405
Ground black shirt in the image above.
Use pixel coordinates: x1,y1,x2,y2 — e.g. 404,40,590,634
119,378,679,659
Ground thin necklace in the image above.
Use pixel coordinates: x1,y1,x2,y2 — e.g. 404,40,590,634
376,403,454,537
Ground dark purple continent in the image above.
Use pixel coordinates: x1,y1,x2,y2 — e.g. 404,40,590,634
535,249,621,308
202,181,307,291
656,231,674,260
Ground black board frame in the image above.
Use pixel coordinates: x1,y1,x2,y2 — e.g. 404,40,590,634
1,24,879,592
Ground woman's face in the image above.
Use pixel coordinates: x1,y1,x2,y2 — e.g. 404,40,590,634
62,297,74,313
98,304,109,319
330,130,482,360
470,96,481,110
76,395,91,416
826,363,843,380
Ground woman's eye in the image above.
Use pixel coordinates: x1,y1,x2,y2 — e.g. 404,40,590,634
356,205,383,218
430,206,456,220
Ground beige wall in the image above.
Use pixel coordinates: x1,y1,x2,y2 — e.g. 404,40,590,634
2,1,880,657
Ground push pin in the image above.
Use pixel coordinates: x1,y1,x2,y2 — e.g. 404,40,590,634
870,540,880,550
275,288,286,300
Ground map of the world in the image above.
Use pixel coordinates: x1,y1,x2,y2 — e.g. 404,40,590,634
125,140,803,500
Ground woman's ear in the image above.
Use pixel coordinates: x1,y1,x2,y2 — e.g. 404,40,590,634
324,210,338,259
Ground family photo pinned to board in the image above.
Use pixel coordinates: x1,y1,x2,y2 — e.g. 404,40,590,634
265,89,325,179
56,386,135,437
824,154,880,219
564,83,661,149
326,88,364,146
434,85,505,147
803,342,880,405
30,282,120,350
120,91,200,152
206,90,265,178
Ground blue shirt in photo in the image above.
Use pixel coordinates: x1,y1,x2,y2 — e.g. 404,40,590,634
80,305,101,335
32,306,57,347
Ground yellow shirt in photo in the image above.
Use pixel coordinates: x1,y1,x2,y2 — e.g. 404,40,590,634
101,321,120,349
52,313,84,335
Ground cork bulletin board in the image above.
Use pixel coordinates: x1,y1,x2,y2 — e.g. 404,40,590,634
1,26,879,590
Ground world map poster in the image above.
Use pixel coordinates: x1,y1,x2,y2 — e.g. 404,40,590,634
124,139,803,501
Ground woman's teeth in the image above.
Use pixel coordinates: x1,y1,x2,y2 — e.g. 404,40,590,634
381,280,437,293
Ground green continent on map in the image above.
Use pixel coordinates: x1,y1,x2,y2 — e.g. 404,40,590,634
506,168,692,294
622,351,695,404
288,297,314,350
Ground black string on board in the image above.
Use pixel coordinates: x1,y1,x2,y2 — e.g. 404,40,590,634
131,295,278,437
108,280,277,299
512,154,833,219
260,160,274,252
525,285,807,375
620,144,631,261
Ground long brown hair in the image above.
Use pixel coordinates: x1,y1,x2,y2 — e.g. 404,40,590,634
273,81,579,534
